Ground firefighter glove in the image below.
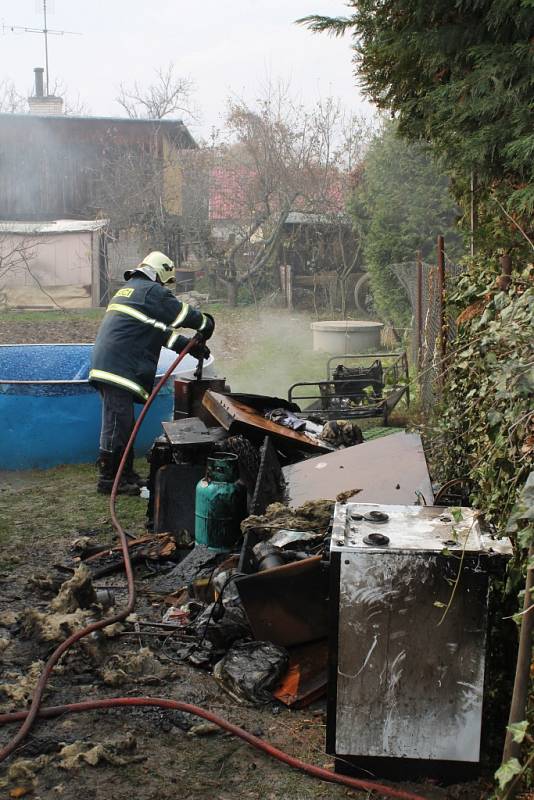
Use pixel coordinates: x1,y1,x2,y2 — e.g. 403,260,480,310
186,338,211,361
199,313,215,340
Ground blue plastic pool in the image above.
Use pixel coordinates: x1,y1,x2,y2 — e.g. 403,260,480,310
0,343,213,469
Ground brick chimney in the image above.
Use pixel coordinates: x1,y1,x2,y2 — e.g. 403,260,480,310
28,67,64,115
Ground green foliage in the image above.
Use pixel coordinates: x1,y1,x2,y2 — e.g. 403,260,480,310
300,7,534,789
506,470,534,549
507,721,529,745
452,172,534,259
300,1,534,238
495,757,523,791
428,261,532,794
349,121,461,326
431,260,533,531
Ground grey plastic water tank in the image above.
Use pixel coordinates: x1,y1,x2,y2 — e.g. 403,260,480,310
310,320,383,353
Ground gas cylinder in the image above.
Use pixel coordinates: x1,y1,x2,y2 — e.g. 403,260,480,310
195,452,247,552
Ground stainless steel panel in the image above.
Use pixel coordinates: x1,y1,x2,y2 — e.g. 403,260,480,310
336,550,488,760
331,503,512,555
331,504,512,764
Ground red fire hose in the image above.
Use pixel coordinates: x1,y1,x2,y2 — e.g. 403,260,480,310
0,339,197,762
0,336,428,800
0,698,427,800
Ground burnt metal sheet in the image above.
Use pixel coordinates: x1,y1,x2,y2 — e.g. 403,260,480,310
162,417,226,450
202,391,330,455
274,639,328,708
235,555,329,647
174,377,227,425
153,463,205,537
250,436,285,515
283,432,433,507
226,393,300,413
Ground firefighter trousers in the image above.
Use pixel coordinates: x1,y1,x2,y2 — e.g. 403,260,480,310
98,384,135,453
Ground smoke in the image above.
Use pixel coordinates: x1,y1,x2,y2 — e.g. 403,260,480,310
210,308,326,399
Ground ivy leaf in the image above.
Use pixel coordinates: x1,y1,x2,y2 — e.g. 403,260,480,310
507,720,528,743
487,410,502,426
433,601,446,608
516,370,534,395
495,757,522,790
450,507,463,523
517,526,534,549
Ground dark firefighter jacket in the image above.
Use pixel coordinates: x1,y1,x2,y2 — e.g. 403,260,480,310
89,275,210,402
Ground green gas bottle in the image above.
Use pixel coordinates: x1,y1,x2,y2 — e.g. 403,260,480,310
195,452,247,552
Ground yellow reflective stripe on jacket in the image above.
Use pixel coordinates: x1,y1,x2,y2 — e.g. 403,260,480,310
107,303,168,332
167,330,182,349
198,314,209,332
170,303,190,327
89,369,149,400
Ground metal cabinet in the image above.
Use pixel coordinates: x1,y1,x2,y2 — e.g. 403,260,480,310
327,503,512,780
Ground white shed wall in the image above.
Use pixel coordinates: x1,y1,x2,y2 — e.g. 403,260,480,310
0,231,95,308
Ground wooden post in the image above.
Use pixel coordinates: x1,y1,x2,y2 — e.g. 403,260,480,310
470,170,477,257
206,258,217,297
286,264,293,311
502,545,534,777
279,264,287,306
498,254,512,292
416,250,423,371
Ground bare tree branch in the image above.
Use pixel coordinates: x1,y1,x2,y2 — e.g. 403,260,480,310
48,78,91,116
0,79,27,113
116,64,194,120
200,82,372,304
0,77,90,116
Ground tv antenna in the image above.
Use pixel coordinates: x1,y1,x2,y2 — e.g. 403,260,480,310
2,0,81,95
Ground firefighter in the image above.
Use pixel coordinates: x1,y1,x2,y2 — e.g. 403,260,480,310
89,251,214,494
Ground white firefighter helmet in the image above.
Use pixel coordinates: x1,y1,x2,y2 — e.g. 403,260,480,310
124,251,175,284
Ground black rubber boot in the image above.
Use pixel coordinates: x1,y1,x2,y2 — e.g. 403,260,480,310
97,450,139,496
123,448,148,489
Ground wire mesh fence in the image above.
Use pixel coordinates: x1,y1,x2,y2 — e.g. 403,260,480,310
388,258,463,411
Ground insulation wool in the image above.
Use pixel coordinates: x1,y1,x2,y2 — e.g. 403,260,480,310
241,499,334,540
58,743,126,769
50,565,97,613
21,608,93,643
0,661,45,707
99,647,175,687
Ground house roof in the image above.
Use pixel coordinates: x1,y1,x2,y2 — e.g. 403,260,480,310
285,211,350,225
0,112,186,126
209,165,257,221
0,112,197,148
0,219,108,235
208,166,347,223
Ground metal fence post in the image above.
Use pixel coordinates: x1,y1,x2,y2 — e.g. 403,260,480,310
436,235,446,395
416,251,423,373
437,235,446,359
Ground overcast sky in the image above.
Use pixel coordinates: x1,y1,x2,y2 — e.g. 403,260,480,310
1,0,373,138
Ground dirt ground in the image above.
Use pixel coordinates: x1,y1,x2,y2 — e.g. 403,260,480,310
0,308,493,800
